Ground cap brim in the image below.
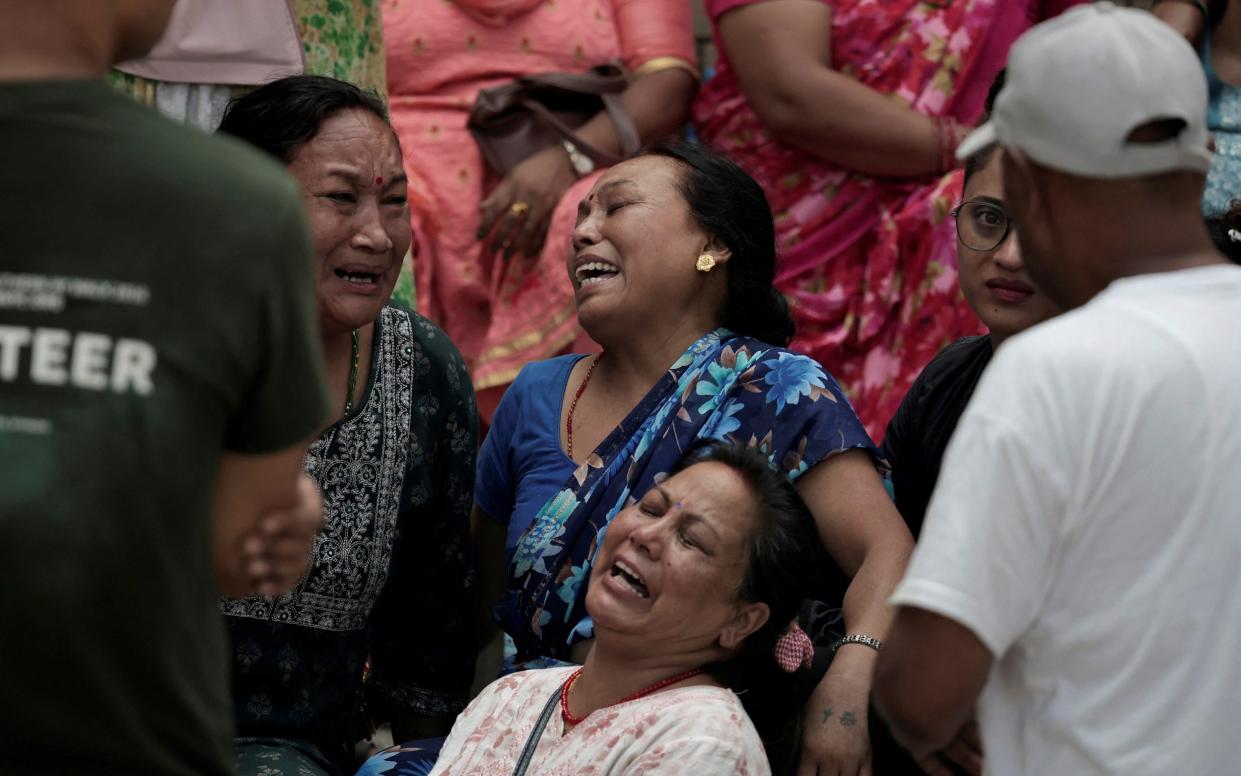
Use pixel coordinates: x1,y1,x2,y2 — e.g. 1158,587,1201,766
956,122,998,162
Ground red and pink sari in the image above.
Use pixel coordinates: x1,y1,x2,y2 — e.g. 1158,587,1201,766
694,0,1082,440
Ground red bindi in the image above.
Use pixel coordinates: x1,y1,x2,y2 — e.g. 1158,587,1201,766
375,176,384,185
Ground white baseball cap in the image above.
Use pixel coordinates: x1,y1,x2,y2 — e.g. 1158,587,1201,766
957,1,1213,179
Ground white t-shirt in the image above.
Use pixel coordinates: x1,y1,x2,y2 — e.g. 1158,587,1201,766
892,265,1241,775
428,666,771,775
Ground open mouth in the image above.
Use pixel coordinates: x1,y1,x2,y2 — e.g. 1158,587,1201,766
610,558,649,598
575,261,620,287
335,268,381,286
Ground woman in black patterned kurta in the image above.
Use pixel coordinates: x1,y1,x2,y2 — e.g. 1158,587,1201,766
217,76,478,776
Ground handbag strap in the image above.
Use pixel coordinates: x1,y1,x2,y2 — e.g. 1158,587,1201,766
600,91,642,158
510,680,563,776
518,69,627,94
517,96,640,165
517,65,641,163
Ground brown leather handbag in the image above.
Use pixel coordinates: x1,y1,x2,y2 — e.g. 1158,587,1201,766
467,62,641,176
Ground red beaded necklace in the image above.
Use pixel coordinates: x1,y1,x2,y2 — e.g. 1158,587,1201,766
559,666,706,726
565,353,603,460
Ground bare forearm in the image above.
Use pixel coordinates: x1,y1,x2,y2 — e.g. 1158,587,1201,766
801,556,903,772
838,542,909,643
719,0,942,177
213,482,298,598
758,67,941,178
874,661,970,759
211,446,316,598
874,641,958,758
873,607,994,759
795,450,914,769
885,709,960,760
798,451,912,656
573,68,698,158
1153,1,1209,43
809,543,907,699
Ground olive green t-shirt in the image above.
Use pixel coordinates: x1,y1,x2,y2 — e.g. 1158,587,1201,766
0,80,330,774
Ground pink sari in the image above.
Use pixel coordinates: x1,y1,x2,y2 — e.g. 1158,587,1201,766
383,0,694,422
694,0,1083,440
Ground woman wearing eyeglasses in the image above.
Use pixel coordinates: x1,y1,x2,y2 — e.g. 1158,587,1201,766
881,73,1061,542
878,72,1060,776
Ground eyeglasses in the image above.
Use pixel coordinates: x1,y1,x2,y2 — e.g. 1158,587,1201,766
951,200,1013,252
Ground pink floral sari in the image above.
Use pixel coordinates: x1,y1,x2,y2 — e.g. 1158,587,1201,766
694,0,1083,440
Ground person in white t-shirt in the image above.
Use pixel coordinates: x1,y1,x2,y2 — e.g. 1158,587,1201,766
872,4,1241,775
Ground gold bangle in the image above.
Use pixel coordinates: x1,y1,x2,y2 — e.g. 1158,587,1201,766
632,56,698,80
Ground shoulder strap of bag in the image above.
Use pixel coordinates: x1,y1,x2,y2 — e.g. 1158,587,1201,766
599,91,641,157
517,95,639,164
519,64,641,161
510,681,563,776
519,69,625,94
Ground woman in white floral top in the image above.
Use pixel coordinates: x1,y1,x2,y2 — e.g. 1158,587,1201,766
366,441,827,775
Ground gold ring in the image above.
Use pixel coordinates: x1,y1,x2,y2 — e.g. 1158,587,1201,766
509,201,530,217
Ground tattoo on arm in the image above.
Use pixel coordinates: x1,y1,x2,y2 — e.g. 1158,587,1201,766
820,706,834,725
840,711,858,728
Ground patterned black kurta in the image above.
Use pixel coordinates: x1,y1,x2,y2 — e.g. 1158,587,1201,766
221,304,478,772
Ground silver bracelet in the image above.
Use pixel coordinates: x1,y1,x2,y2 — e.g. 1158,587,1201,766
832,634,884,653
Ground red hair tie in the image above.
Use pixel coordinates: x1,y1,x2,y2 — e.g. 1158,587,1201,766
773,623,814,673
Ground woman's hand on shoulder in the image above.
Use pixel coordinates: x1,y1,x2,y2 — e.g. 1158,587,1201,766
798,663,873,776
478,145,578,261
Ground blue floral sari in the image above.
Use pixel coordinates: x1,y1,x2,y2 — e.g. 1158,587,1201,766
498,329,879,662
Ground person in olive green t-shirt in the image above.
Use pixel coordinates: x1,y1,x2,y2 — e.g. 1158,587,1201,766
0,2,332,774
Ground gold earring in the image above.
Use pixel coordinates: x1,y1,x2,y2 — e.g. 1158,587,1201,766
696,253,716,273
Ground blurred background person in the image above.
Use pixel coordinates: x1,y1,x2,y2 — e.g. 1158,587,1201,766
112,0,387,120
692,0,1084,439
1151,0,1241,216
0,1,331,773
382,0,698,425
218,75,479,776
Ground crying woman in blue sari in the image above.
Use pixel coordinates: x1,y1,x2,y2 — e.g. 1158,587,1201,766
473,143,914,774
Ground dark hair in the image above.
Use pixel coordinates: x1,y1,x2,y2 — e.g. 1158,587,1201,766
217,74,389,163
642,142,796,346
1206,199,1241,264
673,440,819,773
963,68,1007,185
